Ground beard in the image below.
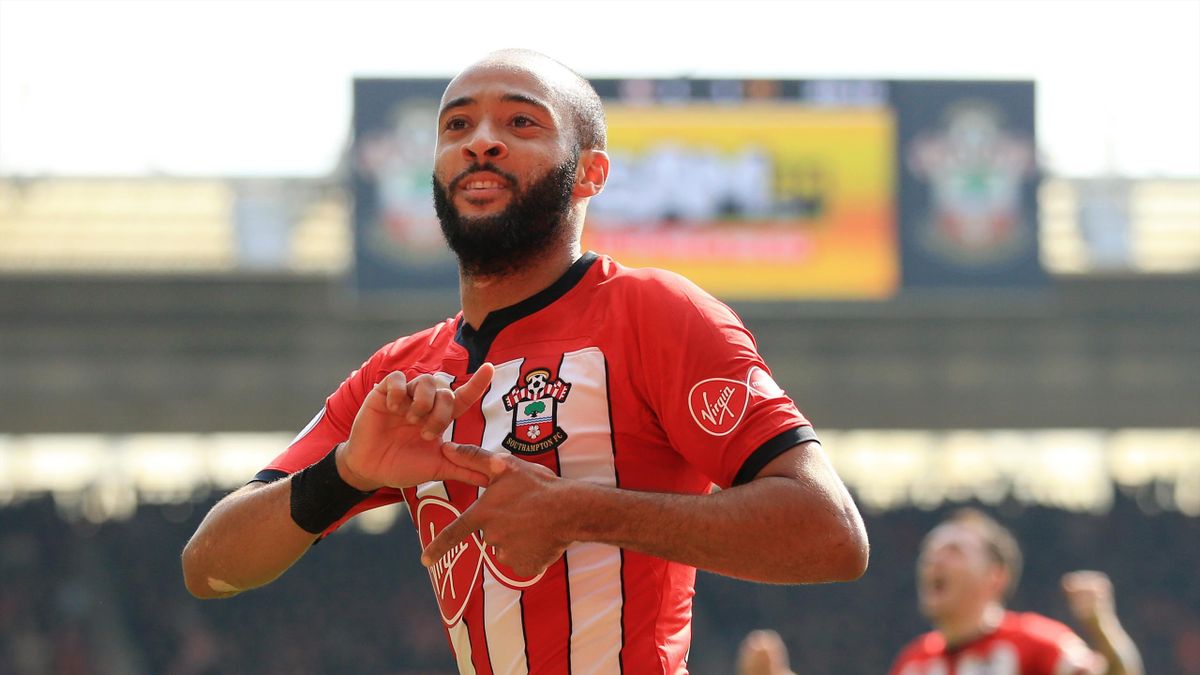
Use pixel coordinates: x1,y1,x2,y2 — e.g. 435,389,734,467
432,154,578,278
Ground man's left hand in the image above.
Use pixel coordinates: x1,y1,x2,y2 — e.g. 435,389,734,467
1062,570,1116,626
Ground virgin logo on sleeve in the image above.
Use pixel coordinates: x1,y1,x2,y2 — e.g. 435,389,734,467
688,366,787,436
417,496,545,626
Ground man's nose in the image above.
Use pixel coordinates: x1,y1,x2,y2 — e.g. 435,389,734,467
462,122,508,161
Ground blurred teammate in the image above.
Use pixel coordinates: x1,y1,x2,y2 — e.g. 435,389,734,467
890,509,1142,675
181,49,868,674
737,629,797,675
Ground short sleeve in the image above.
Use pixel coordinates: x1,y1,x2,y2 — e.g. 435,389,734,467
259,350,380,476
635,273,814,488
253,346,406,536
1014,613,1098,675
888,638,933,675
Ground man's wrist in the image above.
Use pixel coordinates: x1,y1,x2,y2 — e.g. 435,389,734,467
334,442,383,492
560,480,611,542
289,445,378,535
1091,610,1121,634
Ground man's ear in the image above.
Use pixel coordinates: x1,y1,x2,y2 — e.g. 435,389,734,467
573,149,609,198
987,565,1012,602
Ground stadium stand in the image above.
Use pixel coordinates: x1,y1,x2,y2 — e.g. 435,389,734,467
0,174,1196,674
1,491,1196,674
0,178,350,272
0,177,1196,274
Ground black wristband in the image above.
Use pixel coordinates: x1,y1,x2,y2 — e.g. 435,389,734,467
289,445,377,535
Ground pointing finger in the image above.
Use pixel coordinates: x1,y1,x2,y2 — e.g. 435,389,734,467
433,463,491,488
452,363,495,418
421,502,482,567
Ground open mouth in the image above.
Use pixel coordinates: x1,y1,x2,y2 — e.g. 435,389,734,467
920,573,947,596
454,173,512,207
461,178,508,191
451,169,514,197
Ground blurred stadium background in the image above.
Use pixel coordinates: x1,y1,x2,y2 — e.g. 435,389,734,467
1,1,1198,674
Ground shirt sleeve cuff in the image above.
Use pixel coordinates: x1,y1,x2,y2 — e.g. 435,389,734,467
732,425,820,486
250,469,289,485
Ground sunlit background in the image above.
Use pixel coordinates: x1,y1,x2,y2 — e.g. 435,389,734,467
1,1,1198,673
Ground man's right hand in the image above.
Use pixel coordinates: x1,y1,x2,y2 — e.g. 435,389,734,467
336,363,495,491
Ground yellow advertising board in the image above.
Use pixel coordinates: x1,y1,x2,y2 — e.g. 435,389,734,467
583,105,897,299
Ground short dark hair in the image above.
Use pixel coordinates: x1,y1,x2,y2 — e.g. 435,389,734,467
941,508,1024,600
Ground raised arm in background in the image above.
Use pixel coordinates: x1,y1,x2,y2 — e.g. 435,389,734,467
1063,570,1144,675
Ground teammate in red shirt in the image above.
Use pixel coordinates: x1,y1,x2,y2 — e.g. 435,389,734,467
890,509,1142,675
182,49,869,674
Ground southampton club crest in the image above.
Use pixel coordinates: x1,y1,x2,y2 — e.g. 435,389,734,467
501,368,571,456
907,100,1035,266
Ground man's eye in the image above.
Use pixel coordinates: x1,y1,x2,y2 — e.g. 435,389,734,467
445,119,468,131
512,115,536,128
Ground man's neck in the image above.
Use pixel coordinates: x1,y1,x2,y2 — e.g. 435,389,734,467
936,602,1005,649
459,243,581,330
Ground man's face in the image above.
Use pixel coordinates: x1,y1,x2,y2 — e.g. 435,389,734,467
432,62,580,276
916,523,1002,622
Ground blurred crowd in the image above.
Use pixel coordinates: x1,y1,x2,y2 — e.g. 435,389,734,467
1,489,1196,674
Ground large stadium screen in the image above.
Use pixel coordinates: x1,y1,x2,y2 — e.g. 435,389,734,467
586,103,896,299
351,78,1036,298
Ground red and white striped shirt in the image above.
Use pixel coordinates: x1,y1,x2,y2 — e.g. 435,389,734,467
890,611,1099,675
259,253,815,674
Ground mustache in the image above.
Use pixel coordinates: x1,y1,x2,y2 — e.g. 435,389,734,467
448,163,520,193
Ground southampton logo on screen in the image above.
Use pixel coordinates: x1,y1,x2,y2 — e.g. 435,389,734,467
501,368,572,456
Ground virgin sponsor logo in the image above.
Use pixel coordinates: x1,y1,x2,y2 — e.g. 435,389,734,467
417,498,481,626
416,496,545,626
688,366,787,436
688,378,749,436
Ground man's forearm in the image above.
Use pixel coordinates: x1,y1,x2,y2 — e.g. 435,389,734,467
556,439,868,581
181,480,318,599
1084,614,1143,675
563,467,867,583
422,440,869,583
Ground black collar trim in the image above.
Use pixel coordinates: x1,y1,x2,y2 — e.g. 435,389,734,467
455,252,599,372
